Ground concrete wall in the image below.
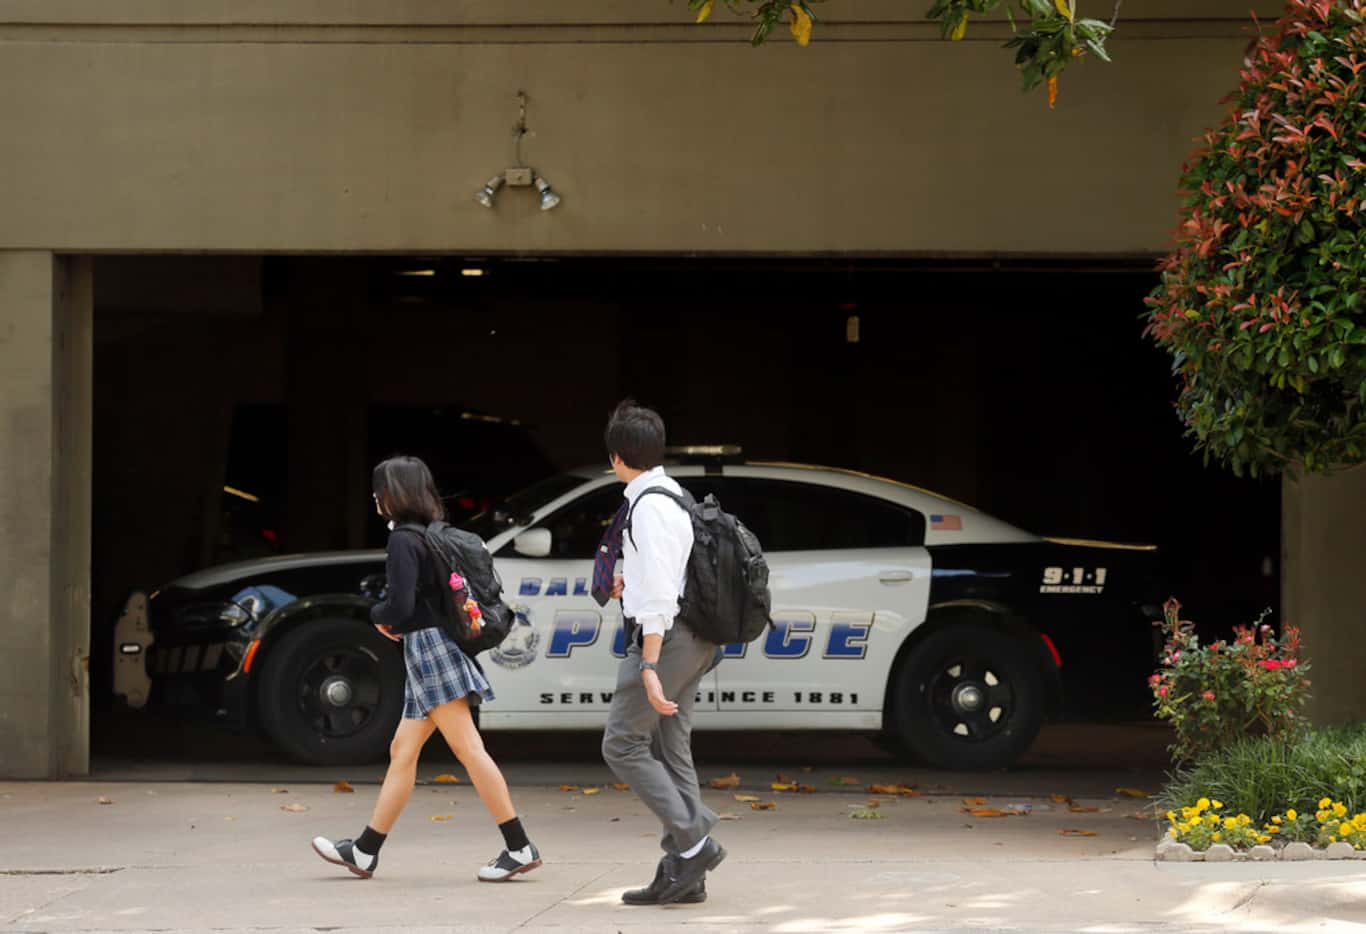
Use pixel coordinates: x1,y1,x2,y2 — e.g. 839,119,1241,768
1283,469,1366,724
0,1,1281,255
0,252,92,778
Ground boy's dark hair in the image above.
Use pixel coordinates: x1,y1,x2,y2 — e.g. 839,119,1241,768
372,455,445,525
604,398,666,471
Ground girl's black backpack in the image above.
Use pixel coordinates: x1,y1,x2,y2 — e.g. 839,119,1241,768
402,521,514,656
626,488,772,646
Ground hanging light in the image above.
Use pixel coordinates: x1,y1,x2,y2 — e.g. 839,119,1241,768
474,175,504,208
535,175,561,212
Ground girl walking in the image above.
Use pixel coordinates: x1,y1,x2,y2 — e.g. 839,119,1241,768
311,455,541,882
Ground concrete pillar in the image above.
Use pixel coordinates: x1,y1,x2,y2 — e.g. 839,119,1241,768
0,251,93,778
1282,467,1366,724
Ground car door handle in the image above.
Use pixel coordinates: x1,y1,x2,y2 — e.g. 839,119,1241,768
878,570,914,584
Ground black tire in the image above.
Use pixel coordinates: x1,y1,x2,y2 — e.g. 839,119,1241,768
888,622,1044,771
255,617,405,766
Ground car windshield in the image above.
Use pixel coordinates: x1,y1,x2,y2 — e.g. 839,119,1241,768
460,473,587,540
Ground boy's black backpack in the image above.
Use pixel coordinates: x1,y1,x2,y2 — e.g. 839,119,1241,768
401,521,513,656
626,487,772,646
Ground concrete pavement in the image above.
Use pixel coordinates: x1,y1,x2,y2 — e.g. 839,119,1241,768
4,777,1365,933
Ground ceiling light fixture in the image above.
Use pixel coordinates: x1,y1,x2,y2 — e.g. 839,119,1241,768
474,90,562,212
461,268,486,277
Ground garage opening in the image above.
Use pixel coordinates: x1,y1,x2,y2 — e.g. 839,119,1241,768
89,254,1279,770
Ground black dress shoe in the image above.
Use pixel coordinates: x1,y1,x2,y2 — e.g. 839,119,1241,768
622,856,707,905
658,839,726,905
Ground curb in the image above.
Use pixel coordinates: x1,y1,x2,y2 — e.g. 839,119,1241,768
1155,839,1365,862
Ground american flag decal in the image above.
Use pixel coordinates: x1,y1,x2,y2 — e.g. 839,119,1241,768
930,514,962,531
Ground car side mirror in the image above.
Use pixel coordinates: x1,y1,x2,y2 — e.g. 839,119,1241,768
513,528,552,558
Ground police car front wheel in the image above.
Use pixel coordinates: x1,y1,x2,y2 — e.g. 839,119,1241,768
889,623,1044,771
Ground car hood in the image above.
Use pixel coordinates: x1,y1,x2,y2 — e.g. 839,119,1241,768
160,550,386,595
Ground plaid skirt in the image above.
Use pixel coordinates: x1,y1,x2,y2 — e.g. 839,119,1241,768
401,625,495,720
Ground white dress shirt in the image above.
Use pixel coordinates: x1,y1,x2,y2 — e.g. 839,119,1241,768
621,466,693,638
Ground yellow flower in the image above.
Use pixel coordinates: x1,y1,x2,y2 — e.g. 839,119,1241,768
1271,816,1282,824
1333,803,1348,818
1257,835,1271,844
1287,809,1298,821
789,4,813,47
1207,814,1221,826
1168,827,1178,838
1167,810,1176,821
1237,814,1251,826
1223,817,1238,830
1212,832,1222,841
1317,810,1330,822
1266,825,1280,834
1320,797,1332,809
1196,798,1210,812
1338,822,1350,836
1212,799,1224,810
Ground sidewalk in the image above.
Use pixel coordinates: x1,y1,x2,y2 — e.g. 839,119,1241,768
4,778,1365,933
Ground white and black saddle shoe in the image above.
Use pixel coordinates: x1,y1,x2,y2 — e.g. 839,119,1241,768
311,836,377,879
477,843,542,882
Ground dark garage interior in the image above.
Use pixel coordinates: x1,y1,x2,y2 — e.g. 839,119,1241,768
87,254,1281,759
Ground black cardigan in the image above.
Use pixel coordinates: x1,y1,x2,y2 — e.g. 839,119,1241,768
370,527,445,635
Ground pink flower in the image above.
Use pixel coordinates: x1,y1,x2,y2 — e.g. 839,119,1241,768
1158,686,1169,697
1285,658,1298,668
1258,660,1284,671
1202,691,1216,701
1148,674,1162,686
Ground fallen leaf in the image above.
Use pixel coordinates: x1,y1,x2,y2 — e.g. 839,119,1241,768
1115,788,1150,798
559,784,580,793
831,776,862,786
850,808,885,820
270,788,289,794
433,774,462,784
1050,794,1073,804
333,781,355,793
869,783,920,797
708,773,741,790
96,796,113,805
612,783,631,792
961,807,1010,818
430,814,455,822
582,787,602,796
962,797,988,806
280,803,309,813
734,794,761,802
866,798,884,808
751,801,777,811
797,784,818,793
1069,805,1100,813
718,812,741,821
1058,828,1098,837
1125,811,1154,821
771,782,798,792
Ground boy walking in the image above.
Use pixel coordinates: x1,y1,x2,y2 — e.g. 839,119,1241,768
595,400,724,906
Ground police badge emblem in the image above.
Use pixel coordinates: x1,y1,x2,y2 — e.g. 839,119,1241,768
489,603,540,669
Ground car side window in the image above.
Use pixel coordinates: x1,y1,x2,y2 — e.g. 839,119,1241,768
686,477,924,551
505,484,625,560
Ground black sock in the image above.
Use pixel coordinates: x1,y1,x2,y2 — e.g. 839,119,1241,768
355,826,387,855
498,817,530,852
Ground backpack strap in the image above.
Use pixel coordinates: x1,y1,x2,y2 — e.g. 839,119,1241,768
625,486,691,550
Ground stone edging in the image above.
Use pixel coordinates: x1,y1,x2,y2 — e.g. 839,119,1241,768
1156,840,1365,862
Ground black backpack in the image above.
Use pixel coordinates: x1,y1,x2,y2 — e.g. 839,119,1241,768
400,521,513,656
627,487,772,646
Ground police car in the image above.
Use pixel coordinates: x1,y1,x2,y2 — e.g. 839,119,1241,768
114,452,1163,770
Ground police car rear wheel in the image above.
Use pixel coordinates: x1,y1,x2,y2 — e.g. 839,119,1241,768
890,623,1043,771
256,618,405,766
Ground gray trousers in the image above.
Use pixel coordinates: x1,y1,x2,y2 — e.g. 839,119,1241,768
601,624,718,855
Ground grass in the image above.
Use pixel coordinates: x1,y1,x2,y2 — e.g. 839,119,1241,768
1160,725,1366,825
